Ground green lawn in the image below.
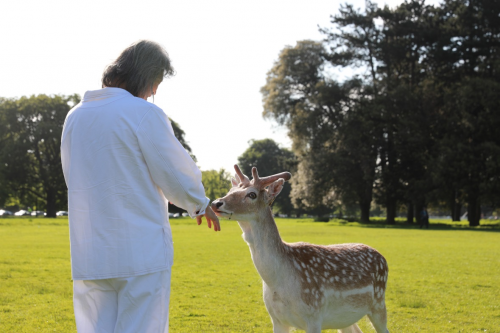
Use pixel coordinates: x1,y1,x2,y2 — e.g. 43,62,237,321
0,217,499,332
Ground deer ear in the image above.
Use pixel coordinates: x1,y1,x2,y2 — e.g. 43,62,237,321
266,179,285,205
231,177,239,187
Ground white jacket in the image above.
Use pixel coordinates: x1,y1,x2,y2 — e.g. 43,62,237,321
61,88,209,280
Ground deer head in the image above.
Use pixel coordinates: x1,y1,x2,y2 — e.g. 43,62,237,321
211,165,291,220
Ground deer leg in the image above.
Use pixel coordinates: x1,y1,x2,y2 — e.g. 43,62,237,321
339,323,363,333
367,304,389,333
272,322,290,333
305,323,322,333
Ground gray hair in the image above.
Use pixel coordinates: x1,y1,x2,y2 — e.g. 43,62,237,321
101,40,175,98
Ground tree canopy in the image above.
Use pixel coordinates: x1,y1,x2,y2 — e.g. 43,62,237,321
261,0,500,226
237,139,297,215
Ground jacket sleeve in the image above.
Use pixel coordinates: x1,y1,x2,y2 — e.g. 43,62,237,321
136,107,209,217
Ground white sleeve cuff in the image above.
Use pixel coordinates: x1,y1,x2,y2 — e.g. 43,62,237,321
190,197,210,218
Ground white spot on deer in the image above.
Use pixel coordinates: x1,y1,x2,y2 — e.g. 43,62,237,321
307,277,311,283
304,288,310,293
335,276,340,282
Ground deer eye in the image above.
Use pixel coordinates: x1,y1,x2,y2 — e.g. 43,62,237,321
247,192,257,199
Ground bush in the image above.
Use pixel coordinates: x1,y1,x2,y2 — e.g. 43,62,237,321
314,216,330,222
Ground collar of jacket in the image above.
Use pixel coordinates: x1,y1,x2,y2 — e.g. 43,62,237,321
82,87,133,103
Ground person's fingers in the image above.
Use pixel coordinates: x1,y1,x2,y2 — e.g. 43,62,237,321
212,215,220,231
212,217,219,232
205,207,220,231
213,218,220,232
195,207,221,231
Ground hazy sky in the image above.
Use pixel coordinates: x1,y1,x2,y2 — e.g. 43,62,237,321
0,0,440,173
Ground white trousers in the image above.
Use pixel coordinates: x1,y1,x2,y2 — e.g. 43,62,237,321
73,269,171,333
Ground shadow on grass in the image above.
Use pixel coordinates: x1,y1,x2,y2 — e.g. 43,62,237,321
326,218,500,232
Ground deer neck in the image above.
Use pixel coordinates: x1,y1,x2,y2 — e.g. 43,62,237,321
237,207,289,288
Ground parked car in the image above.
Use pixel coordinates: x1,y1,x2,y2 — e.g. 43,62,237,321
182,212,188,217
0,210,13,216
31,211,46,216
56,211,69,216
14,210,31,216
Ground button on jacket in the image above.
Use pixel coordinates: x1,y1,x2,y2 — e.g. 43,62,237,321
61,88,209,280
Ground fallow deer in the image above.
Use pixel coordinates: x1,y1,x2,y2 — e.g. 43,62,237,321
212,165,389,333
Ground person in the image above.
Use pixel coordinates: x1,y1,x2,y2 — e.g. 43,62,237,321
61,40,220,333
420,207,429,229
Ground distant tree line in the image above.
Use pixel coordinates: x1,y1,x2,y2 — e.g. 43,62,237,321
2,1,499,227
261,0,500,226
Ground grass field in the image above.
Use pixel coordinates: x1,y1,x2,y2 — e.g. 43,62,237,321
0,217,499,332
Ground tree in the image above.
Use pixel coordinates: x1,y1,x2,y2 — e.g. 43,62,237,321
0,94,80,217
428,0,500,226
202,169,232,201
237,139,296,215
170,118,197,162
434,78,500,226
261,38,381,221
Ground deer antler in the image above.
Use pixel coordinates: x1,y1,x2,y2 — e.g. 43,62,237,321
234,164,251,187
234,165,291,189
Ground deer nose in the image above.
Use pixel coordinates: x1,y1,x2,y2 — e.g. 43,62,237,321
215,201,223,208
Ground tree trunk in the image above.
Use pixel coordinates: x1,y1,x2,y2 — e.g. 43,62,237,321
467,195,480,227
406,202,414,224
415,201,424,225
360,201,370,223
386,198,396,225
450,190,462,221
45,188,57,218
452,202,462,221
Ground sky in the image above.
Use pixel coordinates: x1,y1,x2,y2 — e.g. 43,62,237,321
0,0,440,173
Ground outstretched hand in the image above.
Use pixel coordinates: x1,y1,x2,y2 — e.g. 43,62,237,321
196,206,221,232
